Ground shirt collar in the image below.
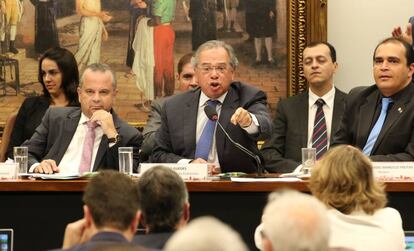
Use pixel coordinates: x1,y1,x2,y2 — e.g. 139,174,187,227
308,86,336,109
199,91,228,107
79,112,90,125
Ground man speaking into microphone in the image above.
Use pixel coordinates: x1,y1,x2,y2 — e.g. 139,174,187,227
152,40,272,173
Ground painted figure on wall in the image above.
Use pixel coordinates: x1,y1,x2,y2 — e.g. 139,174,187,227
126,0,152,73
218,0,239,32
74,0,112,70
30,0,59,54
245,0,276,65
0,0,23,54
148,0,176,98
188,0,217,51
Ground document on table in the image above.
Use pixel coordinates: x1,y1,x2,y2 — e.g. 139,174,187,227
28,173,81,180
230,177,302,182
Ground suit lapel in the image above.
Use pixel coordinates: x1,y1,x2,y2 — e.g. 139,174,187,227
56,110,81,164
331,90,344,142
184,90,200,157
298,93,309,147
93,111,122,171
356,91,379,147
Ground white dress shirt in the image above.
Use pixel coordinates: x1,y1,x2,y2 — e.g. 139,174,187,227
307,86,336,148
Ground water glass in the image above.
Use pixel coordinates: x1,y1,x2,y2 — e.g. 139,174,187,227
118,147,133,175
301,148,316,175
13,146,28,174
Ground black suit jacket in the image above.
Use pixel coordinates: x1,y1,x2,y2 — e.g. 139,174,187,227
151,82,273,173
333,83,414,160
24,107,143,172
261,88,347,173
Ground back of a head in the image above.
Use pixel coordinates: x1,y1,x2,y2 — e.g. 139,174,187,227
83,170,139,231
137,166,188,232
90,244,147,251
164,216,248,251
261,190,330,251
309,145,386,214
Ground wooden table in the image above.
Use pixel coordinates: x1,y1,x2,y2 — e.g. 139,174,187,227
1,179,413,251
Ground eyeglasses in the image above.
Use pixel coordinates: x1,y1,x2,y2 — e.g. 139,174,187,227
197,64,229,74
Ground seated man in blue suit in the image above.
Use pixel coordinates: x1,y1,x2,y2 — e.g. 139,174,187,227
152,40,272,173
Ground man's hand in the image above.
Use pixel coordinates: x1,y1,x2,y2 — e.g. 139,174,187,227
191,158,220,175
230,107,252,128
62,219,91,249
90,110,117,138
35,159,59,174
392,24,413,45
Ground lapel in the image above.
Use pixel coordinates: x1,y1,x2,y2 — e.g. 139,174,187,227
93,111,122,171
331,89,344,142
356,90,379,147
372,85,413,152
56,109,81,164
184,89,200,156
298,92,309,147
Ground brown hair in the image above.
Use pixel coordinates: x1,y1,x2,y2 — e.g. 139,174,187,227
309,145,387,214
83,171,139,230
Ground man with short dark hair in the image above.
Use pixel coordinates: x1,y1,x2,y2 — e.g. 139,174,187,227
333,37,414,160
133,165,189,249
54,171,140,251
24,63,142,174
261,41,347,173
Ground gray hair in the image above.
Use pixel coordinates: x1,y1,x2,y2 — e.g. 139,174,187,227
191,40,239,69
165,216,248,251
262,190,330,251
80,63,117,89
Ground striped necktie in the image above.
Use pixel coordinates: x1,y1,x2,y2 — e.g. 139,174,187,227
312,99,328,159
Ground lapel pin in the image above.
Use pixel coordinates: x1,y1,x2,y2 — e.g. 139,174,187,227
398,107,403,113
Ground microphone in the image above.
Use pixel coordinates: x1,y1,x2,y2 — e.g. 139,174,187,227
204,105,264,177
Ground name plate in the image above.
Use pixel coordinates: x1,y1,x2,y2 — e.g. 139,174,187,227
372,162,414,181
0,163,18,179
139,163,208,180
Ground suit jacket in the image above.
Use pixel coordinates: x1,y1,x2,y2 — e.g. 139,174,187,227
332,83,414,160
140,97,166,162
132,232,173,250
261,88,347,173
49,232,131,251
24,107,142,172
151,82,273,173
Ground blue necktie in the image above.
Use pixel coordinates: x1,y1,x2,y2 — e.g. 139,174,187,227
194,100,219,160
362,98,392,155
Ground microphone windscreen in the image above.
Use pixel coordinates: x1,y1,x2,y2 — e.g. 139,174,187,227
204,105,218,121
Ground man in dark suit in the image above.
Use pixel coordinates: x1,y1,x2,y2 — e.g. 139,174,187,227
151,40,272,173
25,63,142,174
261,42,347,173
54,171,141,251
133,165,189,249
333,37,414,160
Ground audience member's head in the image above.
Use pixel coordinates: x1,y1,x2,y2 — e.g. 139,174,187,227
302,41,338,96
164,216,248,251
78,63,118,118
310,145,387,215
83,170,139,239
177,52,197,91
90,244,146,251
137,165,189,233
372,37,414,97
38,47,79,104
260,190,330,251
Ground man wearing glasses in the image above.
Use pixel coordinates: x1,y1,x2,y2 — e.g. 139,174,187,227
152,40,272,173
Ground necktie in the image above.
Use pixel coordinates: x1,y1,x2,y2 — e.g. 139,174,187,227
362,98,392,155
79,121,98,174
194,100,220,160
312,99,328,159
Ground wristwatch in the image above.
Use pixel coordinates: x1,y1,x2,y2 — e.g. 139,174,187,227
108,134,122,144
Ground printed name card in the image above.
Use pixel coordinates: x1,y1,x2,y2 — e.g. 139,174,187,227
0,163,18,179
139,163,208,180
372,162,414,181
